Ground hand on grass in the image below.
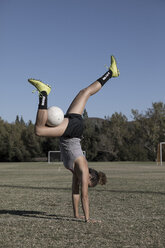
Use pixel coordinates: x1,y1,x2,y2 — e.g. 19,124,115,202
85,219,101,223
75,216,101,223
78,215,85,220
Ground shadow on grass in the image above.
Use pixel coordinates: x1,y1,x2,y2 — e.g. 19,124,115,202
0,210,84,222
95,189,165,195
0,184,71,191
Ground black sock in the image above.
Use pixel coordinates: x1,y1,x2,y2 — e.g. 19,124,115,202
97,70,112,87
38,91,47,109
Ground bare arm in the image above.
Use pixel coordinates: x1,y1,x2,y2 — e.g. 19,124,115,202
81,169,89,222
73,157,89,222
73,157,102,223
81,174,101,223
72,173,80,218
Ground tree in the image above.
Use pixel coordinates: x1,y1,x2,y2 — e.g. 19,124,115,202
101,112,129,161
82,110,100,161
0,101,165,162
131,102,165,161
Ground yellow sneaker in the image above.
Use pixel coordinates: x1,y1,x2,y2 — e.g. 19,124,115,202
28,79,51,95
109,55,120,77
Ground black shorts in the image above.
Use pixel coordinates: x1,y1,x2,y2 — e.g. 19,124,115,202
62,113,84,139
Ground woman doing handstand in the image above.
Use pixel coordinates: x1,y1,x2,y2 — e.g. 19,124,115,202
28,55,120,223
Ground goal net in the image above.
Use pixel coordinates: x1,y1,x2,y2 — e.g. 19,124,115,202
157,142,165,166
48,151,62,163
48,151,86,163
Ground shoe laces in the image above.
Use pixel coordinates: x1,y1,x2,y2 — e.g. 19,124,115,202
105,64,110,70
32,84,51,95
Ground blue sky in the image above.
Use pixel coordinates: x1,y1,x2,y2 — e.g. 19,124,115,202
0,0,165,123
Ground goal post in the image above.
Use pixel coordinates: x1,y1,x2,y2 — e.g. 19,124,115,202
157,142,165,166
48,150,86,163
48,151,62,163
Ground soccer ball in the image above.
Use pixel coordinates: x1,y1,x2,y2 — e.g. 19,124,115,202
47,106,64,127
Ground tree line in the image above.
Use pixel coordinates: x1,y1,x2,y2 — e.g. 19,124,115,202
0,102,165,162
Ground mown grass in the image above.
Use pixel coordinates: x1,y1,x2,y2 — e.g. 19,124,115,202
0,162,165,248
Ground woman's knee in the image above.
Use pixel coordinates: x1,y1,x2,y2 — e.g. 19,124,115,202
35,125,41,136
79,88,91,98
35,125,46,137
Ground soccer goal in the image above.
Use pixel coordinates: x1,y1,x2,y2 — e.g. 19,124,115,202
157,142,165,166
48,150,86,163
48,151,62,163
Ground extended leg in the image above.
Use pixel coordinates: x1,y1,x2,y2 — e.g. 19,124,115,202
66,81,101,115
67,55,120,115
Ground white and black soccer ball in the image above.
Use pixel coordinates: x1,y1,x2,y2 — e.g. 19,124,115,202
47,106,64,127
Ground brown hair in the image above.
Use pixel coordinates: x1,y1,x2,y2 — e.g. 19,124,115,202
89,168,107,187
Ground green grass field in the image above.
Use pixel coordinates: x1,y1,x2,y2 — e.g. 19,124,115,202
0,162,165,248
